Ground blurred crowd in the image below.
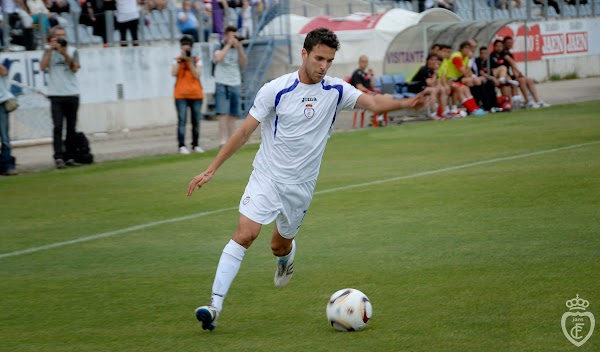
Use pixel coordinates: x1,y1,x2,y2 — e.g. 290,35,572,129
0,0,269,51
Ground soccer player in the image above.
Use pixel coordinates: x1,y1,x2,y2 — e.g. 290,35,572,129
186,27,429,332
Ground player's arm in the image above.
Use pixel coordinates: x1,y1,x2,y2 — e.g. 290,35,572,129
503,55,522,77
354,90,430,115
187,115,260,196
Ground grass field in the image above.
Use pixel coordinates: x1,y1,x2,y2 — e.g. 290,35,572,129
1,101,599,351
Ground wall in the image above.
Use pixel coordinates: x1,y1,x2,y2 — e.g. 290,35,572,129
6,42,216,142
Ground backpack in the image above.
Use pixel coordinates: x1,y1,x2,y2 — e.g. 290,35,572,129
64,132,94,164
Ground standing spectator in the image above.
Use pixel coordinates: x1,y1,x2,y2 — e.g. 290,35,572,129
0,58,17,176
177,0,200,42
39,25,81,169
211,0,226,39
80,0,109,47
350,55,376,93
214,25,247,147
238,0,252,40
172,35,205,154
502,36,550,108
116,0,140,46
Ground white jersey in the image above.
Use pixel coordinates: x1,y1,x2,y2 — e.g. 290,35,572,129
249,71,362,184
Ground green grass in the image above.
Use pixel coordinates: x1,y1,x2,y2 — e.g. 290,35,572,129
1,101,600,351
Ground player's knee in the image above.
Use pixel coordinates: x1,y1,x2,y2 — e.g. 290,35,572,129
232,228,258,248
271,241,292,257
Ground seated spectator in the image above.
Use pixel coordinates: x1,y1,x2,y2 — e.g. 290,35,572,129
438,43,486,116
410,53,450,120
26,0,52,30
533,0,560,14
489,39,519,97
9,0,36,50
448,41,481,88
419,0,454,12
142,0,167,11
45,0,70,14
502,36,550,108
468,38,499,112
350,55,377,93
177,0,200,42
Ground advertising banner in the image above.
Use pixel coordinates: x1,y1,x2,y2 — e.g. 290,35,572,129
493,18,600,62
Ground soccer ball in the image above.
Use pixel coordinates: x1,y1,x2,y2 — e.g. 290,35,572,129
326,288,373,331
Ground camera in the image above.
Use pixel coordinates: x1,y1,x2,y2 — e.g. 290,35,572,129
57,38,67,47
185,48,191,57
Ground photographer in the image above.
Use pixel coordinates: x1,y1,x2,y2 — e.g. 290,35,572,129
172,35,205,154
213,25,247,147
40,25,81,169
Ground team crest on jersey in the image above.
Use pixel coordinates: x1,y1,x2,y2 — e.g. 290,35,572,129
304,104,315,119
243,196,250,205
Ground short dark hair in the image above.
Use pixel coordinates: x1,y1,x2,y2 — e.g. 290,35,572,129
459,41,471,50
426,53,440,61
303,27,340,53
180,35,194,46
225,25,238,34
493,39,503,46
503,36,513,43
479,46,487,51
440,44,452,50
430,43,441,50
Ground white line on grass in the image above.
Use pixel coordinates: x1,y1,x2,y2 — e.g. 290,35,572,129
1,141,598,260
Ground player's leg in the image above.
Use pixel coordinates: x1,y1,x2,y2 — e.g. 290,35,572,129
196,214,262,331
524,76,548,106
226,86,241,141
272,226,296,287
271,179,315,287
215,83,229,146
175,99,188,151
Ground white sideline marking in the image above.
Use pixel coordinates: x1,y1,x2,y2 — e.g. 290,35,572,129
1,141,598,260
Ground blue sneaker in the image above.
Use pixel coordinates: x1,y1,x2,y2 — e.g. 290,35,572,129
195,305,219,331
470,109,487,116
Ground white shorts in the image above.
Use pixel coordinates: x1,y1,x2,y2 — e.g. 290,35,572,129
239,170,316,239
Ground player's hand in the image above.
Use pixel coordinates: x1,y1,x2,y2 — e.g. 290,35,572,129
409,89,433,109
187,170,214,196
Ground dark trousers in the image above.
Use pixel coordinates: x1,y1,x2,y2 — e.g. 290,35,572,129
50,96,79,161
119,19,140,46
175,99,202,147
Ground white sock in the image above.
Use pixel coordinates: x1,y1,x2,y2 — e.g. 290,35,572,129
210,239,246,312
277,240,296,262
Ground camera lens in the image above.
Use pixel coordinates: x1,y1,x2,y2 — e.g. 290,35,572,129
58,39,67,46
185,49,191,57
